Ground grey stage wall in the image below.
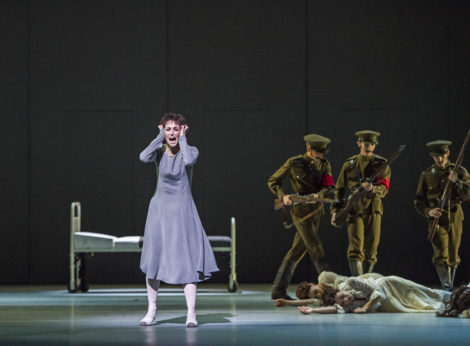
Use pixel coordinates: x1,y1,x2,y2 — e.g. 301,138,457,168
1,0,470,286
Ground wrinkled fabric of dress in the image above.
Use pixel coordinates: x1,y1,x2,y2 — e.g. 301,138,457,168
337,276,451,313
318,271,384,289
139,129,219,284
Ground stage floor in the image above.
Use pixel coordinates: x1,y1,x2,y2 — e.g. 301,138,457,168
0,283,469,345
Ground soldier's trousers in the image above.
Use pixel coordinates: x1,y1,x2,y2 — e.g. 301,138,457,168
430,219,462,268
283,214,326,264
347,212,381,264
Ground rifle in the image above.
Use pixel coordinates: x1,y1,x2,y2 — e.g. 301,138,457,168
273,194,334,210
274,194,334,229
428,129,470,241
333,145,406,229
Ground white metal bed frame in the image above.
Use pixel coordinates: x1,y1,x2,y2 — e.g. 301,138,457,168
68,201,238,292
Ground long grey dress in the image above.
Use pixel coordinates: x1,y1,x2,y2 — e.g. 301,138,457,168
139,129,219,284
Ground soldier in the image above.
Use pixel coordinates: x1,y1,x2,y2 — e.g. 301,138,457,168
268,134,335,300
331,130,390,276
414,140,470,290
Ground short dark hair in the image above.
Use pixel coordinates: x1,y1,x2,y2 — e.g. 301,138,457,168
296,282,311,299
321,287,339,306
437,285,470,317
159,113,186,127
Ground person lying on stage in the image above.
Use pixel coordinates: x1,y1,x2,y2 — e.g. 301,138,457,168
275,282,331,307
436,284,470,318
275,271,383,307
297,275,451,314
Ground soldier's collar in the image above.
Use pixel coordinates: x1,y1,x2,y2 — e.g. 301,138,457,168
357,154,375,161
433,161,452,171
303,153,318,164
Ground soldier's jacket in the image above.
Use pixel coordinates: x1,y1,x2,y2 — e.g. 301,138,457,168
333,154,391,216
414,162,470,223
268,154,335,217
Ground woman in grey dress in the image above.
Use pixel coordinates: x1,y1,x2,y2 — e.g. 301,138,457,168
138,113,219,327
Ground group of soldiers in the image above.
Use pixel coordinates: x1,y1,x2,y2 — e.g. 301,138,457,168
268,130,470,300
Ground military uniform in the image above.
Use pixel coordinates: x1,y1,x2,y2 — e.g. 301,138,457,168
268,134,335,299
414,140,470,290
332,130,391,275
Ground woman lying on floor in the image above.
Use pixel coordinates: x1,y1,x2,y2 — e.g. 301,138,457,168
275,271,383,307
298,275,451,314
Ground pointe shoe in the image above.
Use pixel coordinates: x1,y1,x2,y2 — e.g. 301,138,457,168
139,308,157,326
186,311,198,328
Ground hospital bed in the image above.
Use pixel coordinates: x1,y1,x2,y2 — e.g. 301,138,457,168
68,202,238,293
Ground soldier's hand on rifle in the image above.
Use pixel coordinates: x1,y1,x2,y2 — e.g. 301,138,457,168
362,181,373,191
448,170,458,183
428,208,442,218
282,195,292,206
331,213,337,227
306,193,319,204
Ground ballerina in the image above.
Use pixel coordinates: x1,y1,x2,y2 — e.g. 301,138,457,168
138,113,219,327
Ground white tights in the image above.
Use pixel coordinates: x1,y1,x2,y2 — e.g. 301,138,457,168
139,278,160,326
184,283,198,327
139,279,198,327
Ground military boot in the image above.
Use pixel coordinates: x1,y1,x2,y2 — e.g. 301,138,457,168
271,259,296,300
436,265,452,291
363,262,375,274
450,267,457,289
312,259,328,277
348,261,363,276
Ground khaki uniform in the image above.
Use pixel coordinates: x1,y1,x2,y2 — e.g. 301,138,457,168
333,154,391,265
414,163,470,268
268,154,335,266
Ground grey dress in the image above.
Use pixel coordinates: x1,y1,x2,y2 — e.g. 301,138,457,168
139,129,219,284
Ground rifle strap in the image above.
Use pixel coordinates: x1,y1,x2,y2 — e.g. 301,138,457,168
283,205,323,229
350,157,362,180
428,187,453,242
448,188,451,219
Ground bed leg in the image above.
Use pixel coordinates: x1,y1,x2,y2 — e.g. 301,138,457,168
69,202,80,293
78,254,89,292
228,217,238,292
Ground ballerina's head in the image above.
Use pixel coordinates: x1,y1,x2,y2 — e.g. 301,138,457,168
159,113,187,148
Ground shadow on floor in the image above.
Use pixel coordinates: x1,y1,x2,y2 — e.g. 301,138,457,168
155,313,235,326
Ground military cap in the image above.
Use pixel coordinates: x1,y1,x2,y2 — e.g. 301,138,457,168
426,140,452,154
304,134,331,153
355,130,380,144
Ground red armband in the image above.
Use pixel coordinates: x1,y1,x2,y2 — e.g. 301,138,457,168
322,174,334,187
376,177,390,192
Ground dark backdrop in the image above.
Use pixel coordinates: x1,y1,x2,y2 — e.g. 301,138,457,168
1,0,470,287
